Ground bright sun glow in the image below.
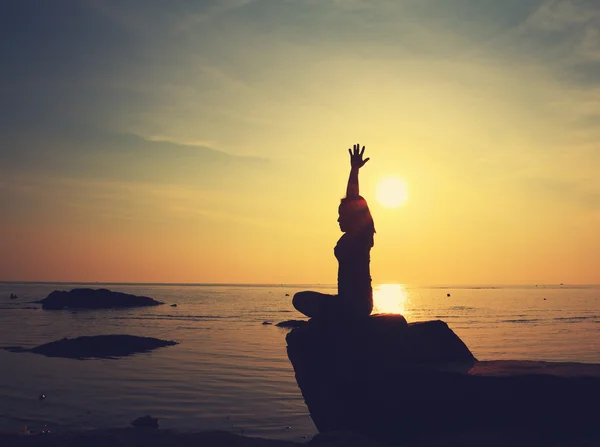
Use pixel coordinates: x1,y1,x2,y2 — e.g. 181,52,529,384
375,177,408,208
373,284,408,315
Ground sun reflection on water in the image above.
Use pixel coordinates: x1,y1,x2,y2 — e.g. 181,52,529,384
373,283,409,316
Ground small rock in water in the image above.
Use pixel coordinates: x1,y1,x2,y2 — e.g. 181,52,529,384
447,293,451,297
285,293,290,296
39,393,46,400
277,319,308,329
171,304,177,307
131,415,159,428
262,321,273,325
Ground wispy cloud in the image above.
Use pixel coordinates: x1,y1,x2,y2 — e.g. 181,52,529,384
521,0,599,32
177,0,257,29
513,1,600,69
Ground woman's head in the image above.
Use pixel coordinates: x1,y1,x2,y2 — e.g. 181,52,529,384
338,196,375,245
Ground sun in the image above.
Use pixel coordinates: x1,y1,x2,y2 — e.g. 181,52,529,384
375,177,408,208
373,284,408,314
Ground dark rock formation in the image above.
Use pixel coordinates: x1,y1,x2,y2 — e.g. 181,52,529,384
1,335,178,359
39,288,163,310
286,314,600,443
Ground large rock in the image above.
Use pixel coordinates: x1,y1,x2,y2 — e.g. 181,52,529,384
286,314,600,443
2,335,178,359
39,288,163,310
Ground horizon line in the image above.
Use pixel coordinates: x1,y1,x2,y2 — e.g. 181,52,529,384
1,281,598,288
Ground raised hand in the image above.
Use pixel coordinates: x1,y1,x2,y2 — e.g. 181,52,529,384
348,144,370,169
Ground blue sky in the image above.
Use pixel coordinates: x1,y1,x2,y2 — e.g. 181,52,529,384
2,1,599,164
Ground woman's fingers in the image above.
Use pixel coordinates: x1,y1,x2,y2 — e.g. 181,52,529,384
348,144,367,165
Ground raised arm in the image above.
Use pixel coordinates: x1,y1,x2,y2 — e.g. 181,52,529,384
346,144,370,198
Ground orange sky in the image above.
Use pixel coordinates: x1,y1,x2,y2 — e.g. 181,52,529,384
1,1,599,284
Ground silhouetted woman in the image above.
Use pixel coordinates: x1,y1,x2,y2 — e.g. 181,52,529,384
293,144,375,319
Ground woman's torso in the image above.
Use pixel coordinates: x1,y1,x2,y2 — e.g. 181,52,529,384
334,233,373,315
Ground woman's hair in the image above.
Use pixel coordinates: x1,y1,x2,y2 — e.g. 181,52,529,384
340,195,376,247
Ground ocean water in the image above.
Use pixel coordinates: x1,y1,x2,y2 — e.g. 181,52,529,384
0,282,599,440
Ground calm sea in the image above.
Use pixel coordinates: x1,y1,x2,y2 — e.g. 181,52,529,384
0,282,599,440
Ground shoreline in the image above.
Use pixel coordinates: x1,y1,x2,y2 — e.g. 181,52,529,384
3,427,600,447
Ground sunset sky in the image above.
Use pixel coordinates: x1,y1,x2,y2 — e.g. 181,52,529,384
1,0,599,285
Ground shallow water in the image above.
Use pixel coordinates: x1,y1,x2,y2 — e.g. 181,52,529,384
0,282,599,440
